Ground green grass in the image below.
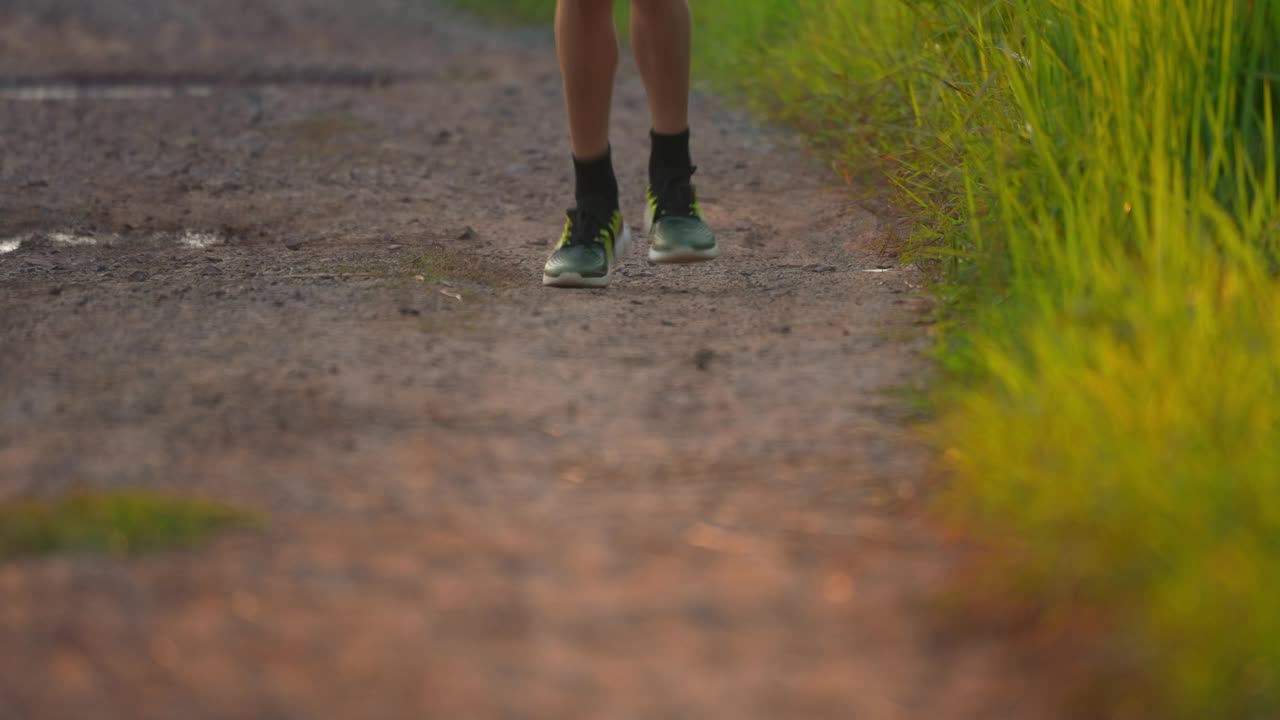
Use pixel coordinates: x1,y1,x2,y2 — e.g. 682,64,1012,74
0,491,259,559
697,0,1280,715
449,0,1280,714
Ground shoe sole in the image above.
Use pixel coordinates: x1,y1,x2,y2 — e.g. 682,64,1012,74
643,211,718,264
648,246,719,264
542,271,611,288
542,225,632,289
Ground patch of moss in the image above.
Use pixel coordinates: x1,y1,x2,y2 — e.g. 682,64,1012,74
275,114,370,145
0,491,260,560
407,252,521,289
332,262,390,276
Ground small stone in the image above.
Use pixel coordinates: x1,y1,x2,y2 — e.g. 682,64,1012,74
693,348,716,371
804,263,837,273
399,306,421,316
127,270,149,282
774,325,792,335
284,240,304,251
387,244,403,251
457,226,476,240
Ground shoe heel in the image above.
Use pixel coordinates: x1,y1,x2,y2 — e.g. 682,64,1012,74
613,224,633,265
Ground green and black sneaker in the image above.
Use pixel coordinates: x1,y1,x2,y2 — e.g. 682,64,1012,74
644,167,717,264
542,207,631,288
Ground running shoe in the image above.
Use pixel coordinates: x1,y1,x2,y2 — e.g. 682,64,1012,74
542,207,631,288
644,167,717,263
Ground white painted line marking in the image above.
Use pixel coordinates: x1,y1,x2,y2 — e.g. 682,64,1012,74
0,85,214,102
49,233,97,246
178,232,225,249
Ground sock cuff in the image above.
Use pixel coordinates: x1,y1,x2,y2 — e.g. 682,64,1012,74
650,128,691,141
649,128,693,178
572,144,614,166
572,146,619,212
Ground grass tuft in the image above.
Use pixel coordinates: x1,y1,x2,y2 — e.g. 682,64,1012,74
0,491,259,560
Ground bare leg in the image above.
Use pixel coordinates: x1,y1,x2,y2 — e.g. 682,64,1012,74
555,0,619,159
629,0,715,265
630,0,691,135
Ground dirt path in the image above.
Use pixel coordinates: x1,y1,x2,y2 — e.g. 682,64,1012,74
0,2,1046,718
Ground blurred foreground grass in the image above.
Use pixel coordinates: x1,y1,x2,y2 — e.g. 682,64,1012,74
0,491,258,559
450,0,1280,715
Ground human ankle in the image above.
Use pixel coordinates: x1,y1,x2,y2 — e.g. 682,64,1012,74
573,146,620,214
648,127,692,186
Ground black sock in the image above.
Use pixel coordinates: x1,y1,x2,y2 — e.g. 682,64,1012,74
649,128,692,185
573,147,619,214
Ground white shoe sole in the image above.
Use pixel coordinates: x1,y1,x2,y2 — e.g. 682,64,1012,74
542,225,632,288
648,246,719,264
643,208,718,264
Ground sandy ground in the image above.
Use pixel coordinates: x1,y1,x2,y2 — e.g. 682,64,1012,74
0,2,1049,718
